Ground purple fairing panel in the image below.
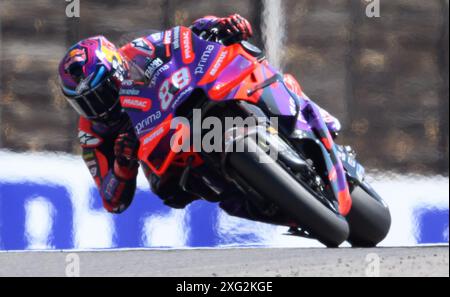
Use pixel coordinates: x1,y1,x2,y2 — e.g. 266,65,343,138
121,26,313,139
293,91,342,134
121,27,232,139
301,100,350,200
211,55,253,98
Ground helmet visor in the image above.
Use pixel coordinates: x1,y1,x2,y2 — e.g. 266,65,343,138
65,76,120,120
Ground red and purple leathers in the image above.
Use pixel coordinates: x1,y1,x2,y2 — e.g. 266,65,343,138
78,115,139,213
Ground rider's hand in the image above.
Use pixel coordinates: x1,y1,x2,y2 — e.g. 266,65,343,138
217,14,253,44
114,132,139,178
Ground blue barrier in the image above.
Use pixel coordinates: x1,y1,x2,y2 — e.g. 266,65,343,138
0,182,73,250
0,150,448,250
0,181,231,249
415,208,449,244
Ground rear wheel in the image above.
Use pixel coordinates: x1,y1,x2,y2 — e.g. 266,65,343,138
346,185,391,247
227,137,350,247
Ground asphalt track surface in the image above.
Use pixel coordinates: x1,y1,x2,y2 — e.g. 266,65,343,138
0,246,447,277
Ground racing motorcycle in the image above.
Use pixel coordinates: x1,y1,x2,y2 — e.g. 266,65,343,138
119,26,391,247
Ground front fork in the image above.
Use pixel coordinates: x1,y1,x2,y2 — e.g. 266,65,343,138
301,102,352,216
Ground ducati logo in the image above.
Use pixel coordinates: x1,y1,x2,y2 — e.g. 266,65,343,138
131,38,155,56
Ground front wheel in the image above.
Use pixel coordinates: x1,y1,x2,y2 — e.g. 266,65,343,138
346,184,391,247
227,137,350,247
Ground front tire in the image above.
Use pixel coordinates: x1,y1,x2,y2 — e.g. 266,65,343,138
346,185,391,247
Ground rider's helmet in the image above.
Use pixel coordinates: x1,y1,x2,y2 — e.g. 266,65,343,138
58,36,128,123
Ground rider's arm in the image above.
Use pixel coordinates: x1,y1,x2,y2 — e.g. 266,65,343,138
191,14,253,45
78,117,139,214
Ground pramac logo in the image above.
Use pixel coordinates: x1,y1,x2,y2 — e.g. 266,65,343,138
120,96,152,112
180,27,195,64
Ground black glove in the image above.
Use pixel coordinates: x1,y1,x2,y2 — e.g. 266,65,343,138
114,132,139,168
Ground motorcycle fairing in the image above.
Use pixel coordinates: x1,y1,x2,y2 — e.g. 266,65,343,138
119,26,353,215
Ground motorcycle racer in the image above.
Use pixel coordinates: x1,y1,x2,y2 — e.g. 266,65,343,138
58,14,341,224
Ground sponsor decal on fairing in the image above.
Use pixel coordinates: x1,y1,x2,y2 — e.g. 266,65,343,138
135,111,163,134
120,96,152,112
195,45,215,75
181,27,195,64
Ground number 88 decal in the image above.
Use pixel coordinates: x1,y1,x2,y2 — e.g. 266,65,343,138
159,67,191,111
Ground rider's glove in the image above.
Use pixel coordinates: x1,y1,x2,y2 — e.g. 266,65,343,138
217,14,253,44
113,132,139,179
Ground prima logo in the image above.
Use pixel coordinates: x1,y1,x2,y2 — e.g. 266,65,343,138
195,45,215,75
65,0,80,18
136,111,162,134
365,0,380,18
150,64,170,87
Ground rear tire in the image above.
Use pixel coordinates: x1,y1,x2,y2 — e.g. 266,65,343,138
346,185,391,247
227,138,350,247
